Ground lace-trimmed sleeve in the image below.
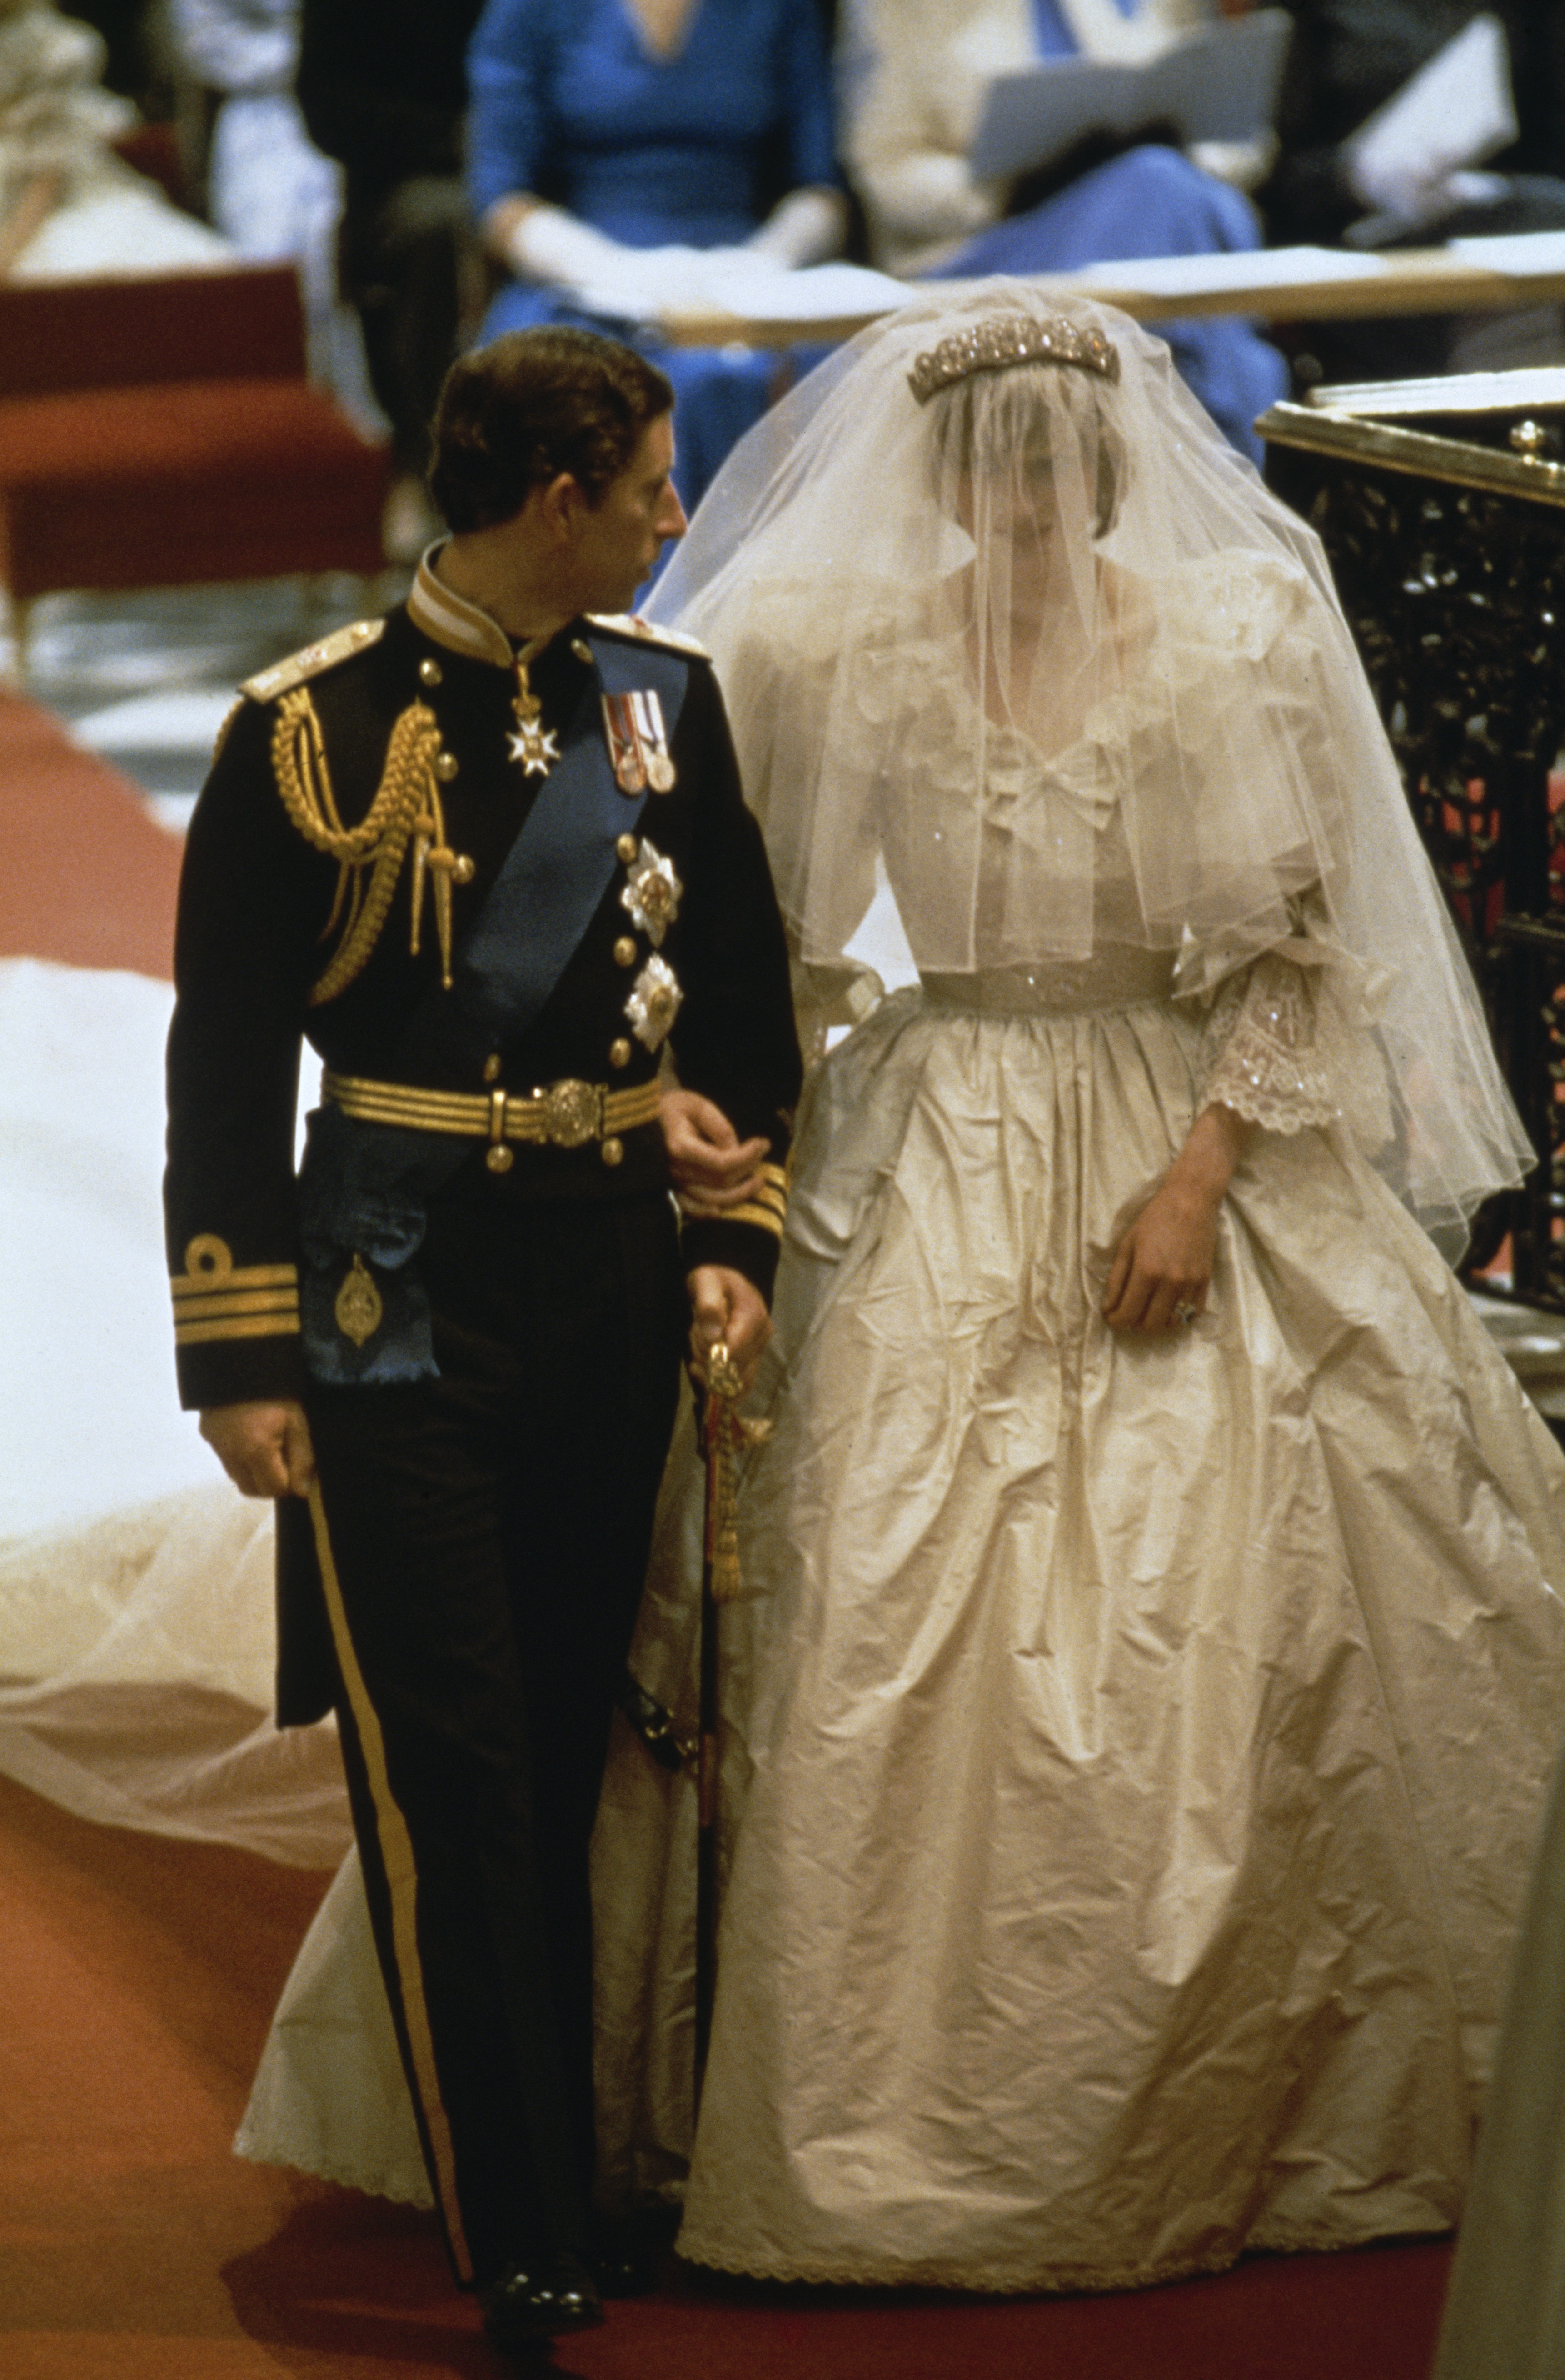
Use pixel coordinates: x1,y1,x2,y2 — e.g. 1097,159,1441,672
1199,949,1339,1136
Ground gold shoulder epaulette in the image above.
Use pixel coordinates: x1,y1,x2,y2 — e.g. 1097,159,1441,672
241,617,387,704
584,613,710,661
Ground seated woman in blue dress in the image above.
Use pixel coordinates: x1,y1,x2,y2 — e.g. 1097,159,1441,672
840,0,1288,461
468,0,846,517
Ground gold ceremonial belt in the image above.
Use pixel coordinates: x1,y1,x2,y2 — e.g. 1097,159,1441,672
322,1066,662,1172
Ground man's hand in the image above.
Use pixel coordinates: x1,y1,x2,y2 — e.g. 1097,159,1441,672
688,1264,771,1392
199,1399,316,1498
662,1087,769,1216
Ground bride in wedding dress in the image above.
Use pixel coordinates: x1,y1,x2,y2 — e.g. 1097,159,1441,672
641,286,1565,2289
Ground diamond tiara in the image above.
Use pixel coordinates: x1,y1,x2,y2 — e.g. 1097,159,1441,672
907,314,1120,404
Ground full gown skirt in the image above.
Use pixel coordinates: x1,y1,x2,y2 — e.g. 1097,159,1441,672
672,980,1565,2288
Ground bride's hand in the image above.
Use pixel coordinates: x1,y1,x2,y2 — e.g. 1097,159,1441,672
1102,1177,1219,1334
1102,1102,1253,1333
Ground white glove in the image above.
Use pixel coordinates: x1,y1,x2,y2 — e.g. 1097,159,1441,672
745,186,847,269
506,206,738,319
506,202,636,292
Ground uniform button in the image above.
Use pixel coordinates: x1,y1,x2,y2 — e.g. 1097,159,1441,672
601,1136,624,1168
571,638,594,664
608,1038,632,1069
616,833,638,863
419,657,443,687
613,936,638,968
486,1144,514,1174
483,1053,502,1083
434,750,459,781
453,855,476,884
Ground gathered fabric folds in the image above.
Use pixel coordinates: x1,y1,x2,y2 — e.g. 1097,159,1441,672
673,983,1565,2290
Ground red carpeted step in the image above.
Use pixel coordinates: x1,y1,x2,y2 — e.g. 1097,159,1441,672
0,691,181,977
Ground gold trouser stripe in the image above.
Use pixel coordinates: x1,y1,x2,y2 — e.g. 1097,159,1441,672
305,1480,473,2281
172,1287,300,1322
175,1312,303,1345
323,1068,661,1143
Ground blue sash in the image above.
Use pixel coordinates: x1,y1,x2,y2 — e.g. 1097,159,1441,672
450,634,688,1043
298,632,691,1385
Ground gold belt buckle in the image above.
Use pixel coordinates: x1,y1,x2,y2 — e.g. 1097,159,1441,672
538,1077,602,1148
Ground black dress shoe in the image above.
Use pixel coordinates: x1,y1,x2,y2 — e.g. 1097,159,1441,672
481,2251,605,2347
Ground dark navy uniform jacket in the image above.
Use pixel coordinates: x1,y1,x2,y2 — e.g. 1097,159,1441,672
164,553,802,1417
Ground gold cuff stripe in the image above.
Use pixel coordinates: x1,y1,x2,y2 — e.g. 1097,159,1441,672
721,1202,786,1239
172,1260,298,1296
758,1162,789,1192
175,1312,303,1346
173,1287,300,1322
305,1481,473,2283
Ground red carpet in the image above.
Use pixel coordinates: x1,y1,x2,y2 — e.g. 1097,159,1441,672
0,688,181,976
0,691,1456,2375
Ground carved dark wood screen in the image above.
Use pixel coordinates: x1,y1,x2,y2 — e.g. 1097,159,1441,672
1261,387,1565,1305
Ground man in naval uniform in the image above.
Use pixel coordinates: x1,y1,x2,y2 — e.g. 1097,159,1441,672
164,326,801,2351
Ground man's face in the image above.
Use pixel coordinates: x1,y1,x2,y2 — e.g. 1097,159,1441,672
569,413,687,614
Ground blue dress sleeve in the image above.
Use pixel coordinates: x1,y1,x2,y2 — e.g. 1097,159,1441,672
467,0,551,221
775,0,841,191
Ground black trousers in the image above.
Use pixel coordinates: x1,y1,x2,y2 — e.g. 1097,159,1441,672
302,1191,685,2287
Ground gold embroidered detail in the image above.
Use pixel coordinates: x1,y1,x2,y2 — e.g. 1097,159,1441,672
270,689,473,1001
703,1341,772,1604
334,1253,384,1346
170,1236,300,1344
719,1157,789,1239
619,840,681,947
625,954,683,1053
240,617,386,701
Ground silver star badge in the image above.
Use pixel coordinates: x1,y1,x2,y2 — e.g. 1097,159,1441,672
619,840,682,948
508,717,560,775
625,954,683,1052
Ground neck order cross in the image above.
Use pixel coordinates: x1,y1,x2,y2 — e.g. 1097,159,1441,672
508,634,560,776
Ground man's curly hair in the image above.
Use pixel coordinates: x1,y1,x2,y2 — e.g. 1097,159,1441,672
429,327,674,531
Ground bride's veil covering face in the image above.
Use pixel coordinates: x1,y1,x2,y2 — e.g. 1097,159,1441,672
647,278,1531,1247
